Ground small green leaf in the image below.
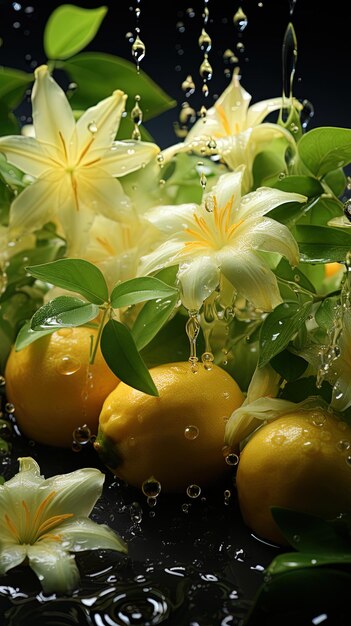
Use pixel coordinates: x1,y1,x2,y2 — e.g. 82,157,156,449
15,321,56,351
271,508,351,554
26,259,108,304
44,5,108,60
270,350,308,381
110,276,178,309
259,300,313,367
272,175,324,197
274,258,316,293
296,195,344,226
267,196,319,228
295,225,351,263
315,296,339,332
62,53,176,121
31,296,99,330
298,127,351,178
132,294,179,350
100,319,158,396
323,167,347,197
0,154,26,189
268,551,351,576
0,66,33,109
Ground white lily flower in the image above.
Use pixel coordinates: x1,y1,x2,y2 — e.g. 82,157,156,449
0,457,126,593
162,71,296,193
140,169,305,311
0,66,159,255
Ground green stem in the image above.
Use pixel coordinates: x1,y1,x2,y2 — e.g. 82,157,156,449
89,306,109,365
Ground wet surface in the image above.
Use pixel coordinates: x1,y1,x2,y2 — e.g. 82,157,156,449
0,430,278,626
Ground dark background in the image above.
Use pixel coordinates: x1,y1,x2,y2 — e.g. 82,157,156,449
0,0,349,146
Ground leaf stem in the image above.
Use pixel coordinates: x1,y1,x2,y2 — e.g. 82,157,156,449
89,306,109,365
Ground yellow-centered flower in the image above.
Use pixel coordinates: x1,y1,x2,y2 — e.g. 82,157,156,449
139,169,306,311
0,457,126,593
0,66,159,254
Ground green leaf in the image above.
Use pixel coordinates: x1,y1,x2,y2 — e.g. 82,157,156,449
315,296,339,332
15,320,56,351
268,551,351,576
5,241,64,291
44,5,108,60
110,276,178,309
31,296,99,330
132,294,179,351
26,259,108,304
298,127,351,178
259,300,314,367
267,196,319,228
272,175,324,197
296,195,344,226
0,154,25,189
0,66,33,109
295,224,351,263
274,258,316,293
323,167,347,197
270,508,351,554
252,148,287,188
100,319,158,396
0,174,14,226
62,52,176,121
270,350,308,381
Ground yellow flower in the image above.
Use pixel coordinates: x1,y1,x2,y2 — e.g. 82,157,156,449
0,65,159,255
0,457,126,593
139,169,306,311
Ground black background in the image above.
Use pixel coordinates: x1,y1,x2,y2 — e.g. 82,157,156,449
0,0,349,146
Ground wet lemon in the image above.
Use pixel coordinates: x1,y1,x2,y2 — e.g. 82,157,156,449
236,411,351,544
95,361,244,491
5,326,119,447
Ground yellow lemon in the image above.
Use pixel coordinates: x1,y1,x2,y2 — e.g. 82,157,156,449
236,410,351,544
5,326,119,447
95,361,244,492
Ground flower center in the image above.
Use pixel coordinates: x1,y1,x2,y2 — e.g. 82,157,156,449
183,195,243,253
4,491,73,545
214,104,240,137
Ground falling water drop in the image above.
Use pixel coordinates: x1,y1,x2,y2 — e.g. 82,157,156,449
199,54,213,81
282,22,298,102
233,7,248,32
186,310,200,371
132,34,146,71
198,28,212,52
181,74,195,96
131,94,143,140
300,99,314,128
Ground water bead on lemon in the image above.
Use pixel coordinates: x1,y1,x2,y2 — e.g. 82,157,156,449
95,361,244,492
236,410,351,545
4,326,119,447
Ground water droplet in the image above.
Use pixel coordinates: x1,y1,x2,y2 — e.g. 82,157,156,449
200,171,207,190
73,424,91,444
224,489,231,499
157,153,165,166
130,501,143,524
87,121,97,134
181,74,195,97
272,434,286,446
205,195,215,212
142,477,162,498
282,23,298,101
182,503,190,513
176,20,185,33
132,35,146,68
223,48,239,64
186,484,201,498
5,403,15,414
179,102,196,126
201,351,214,370
346,456,351,466
302,439,320,455
236,42,245,53
293,533,300,543
125,31,134,42
186,7,195,18
0,375,5,386
233,7,248,32
184,425,199,440
198,28,212,52
311,412,326,428
147,496,157,508
199,54,213,81
72,441,82,453
344,199,351,222
337,440,350,452
202,83,209,97
56,355,81,375
225,452,239,466
200,105,207,120
207,138,217,150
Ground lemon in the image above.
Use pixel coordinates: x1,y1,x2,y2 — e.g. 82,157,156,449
5,326,119,447
95,361,244,492
236,410,351,544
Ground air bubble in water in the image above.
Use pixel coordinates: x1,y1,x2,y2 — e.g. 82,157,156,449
184,425,199,440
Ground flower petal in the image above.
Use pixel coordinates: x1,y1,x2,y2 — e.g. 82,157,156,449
76,90,127,158
144,203,197,234
8,174,58,237
57,517,127,554
42,467,104,519
236,215,300,266
238,186,307,221
0,544,27,576
139,240,184,275
99,140,160,177
178,255,219,310
77,167,132,221
0,136,56,177
27,544,80,594
246,97,283,128
209,169,244,215
32,66,75,152
218,248,282,311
